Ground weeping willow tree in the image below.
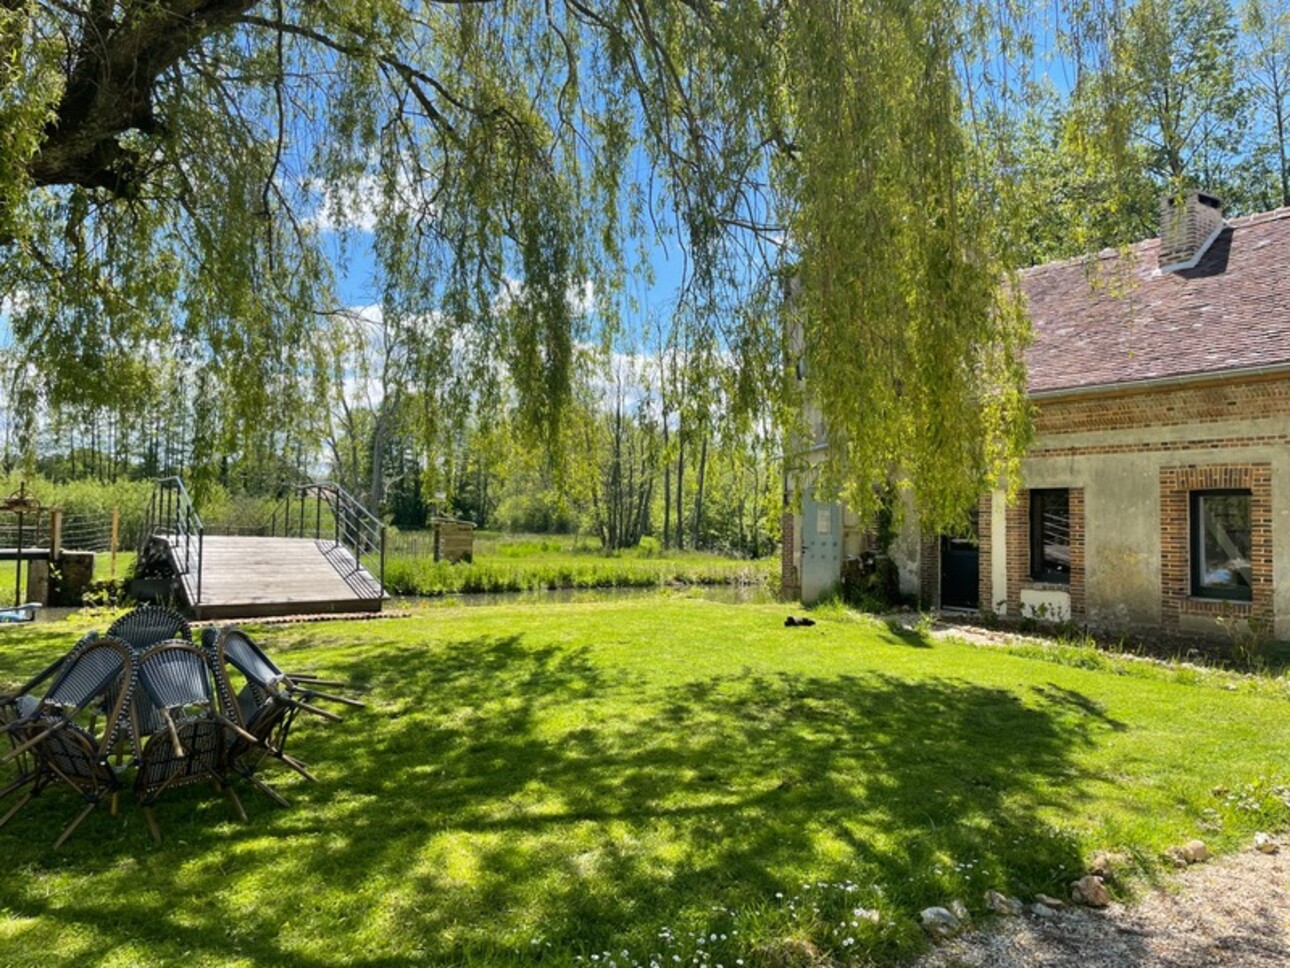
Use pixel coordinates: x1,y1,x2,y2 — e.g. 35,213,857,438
0,0,1140,529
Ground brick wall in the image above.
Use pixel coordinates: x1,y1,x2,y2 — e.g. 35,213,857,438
919,534,939,609
780,510,799,601
1034,374,1290,437
1159,463,1273,630
1069,489,1086,618
1002,488,1085,619
977,493,993,613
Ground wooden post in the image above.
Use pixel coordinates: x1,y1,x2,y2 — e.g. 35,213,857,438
13,509,22,607
49,509,63,562
110,506,120,578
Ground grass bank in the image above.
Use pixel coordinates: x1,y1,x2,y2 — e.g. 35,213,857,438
0,598,1287,966
383,531,773,596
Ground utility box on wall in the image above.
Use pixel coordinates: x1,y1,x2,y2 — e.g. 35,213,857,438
432,518,476,563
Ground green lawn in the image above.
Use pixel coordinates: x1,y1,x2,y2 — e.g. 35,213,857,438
383,531,773,597
92,550,134,582
1,598,1288,967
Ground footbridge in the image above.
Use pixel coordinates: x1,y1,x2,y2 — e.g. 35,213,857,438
136,478,386,620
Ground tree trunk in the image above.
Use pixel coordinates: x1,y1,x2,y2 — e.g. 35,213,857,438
674,429,685,551
692,431,708,550
662,419,671,549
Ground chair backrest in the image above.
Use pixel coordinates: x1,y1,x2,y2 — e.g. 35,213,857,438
41,638,133,720
2,630,100,711
26,722,117,794
216,628,284,691
137,642,215,712
106,605,192,652
134,718,226,802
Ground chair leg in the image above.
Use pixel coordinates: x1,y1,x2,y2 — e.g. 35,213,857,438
144,806,162,844
53,802,97,850
276,753,317,783
0,792,33,828
223,783,248,822
245,773,290,808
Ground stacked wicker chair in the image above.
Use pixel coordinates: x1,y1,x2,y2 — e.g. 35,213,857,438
0,636,139,848
205,626,363,806
0,606,363,847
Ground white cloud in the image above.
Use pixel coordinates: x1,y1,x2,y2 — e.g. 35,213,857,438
308,169,430,234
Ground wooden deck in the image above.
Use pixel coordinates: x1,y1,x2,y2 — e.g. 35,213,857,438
155,535,384,620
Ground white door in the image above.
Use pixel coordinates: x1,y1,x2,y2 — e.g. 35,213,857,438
800,491,842,602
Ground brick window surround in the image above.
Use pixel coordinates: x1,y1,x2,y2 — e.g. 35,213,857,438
1159,464,1272,629
1004,488,1085,618
780,510,799,600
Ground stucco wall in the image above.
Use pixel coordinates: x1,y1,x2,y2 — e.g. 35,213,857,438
990,376,1290,638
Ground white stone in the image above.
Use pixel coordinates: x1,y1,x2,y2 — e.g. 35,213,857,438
1030,902,1057,918
920,907,961,939
1254,832,1280,855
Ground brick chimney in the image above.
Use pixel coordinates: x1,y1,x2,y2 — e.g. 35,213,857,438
1158,190,1225,273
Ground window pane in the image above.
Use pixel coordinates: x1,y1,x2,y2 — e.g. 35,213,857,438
1041,494,1070,574
1030,489,1070,582
1198,493,1251,595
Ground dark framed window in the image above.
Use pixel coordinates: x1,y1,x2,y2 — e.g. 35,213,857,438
1029,489,1070,583
1190,490,1252,601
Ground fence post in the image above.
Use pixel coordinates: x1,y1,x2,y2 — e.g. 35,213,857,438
12,509,22,607
110,506,120,578
49,508,63,562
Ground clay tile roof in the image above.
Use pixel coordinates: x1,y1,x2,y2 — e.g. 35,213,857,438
1021,206,1290,395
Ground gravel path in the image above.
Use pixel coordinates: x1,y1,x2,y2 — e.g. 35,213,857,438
915,838,1290,967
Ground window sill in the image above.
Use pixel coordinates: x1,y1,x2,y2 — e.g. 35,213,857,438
1023,581,1071,593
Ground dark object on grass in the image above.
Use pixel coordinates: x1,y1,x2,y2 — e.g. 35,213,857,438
784,616,817,627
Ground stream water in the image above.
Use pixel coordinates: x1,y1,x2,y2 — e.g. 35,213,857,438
397,583,777,610
8,583,776,624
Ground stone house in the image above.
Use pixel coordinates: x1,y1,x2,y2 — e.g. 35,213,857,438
786,193,1290,639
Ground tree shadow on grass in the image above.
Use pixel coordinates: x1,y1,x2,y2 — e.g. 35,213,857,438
0,628,1130,965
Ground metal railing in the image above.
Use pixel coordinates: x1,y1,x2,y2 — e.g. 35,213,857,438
144,477,204,603
267,482,385,598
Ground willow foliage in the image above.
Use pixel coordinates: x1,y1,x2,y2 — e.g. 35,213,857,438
0,1,1151,527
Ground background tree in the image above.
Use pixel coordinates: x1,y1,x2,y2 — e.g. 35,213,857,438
0,0,1045,533
1242,0,1290,207
1118,0,1248,196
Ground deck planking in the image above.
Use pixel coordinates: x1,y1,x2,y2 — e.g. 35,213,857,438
156,535,383,620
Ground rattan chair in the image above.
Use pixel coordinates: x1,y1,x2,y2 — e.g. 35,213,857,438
1,631,101,803
214,627,363,722
132,641,259,842
204,628,340,806
106,605,192,652
0,637,138,848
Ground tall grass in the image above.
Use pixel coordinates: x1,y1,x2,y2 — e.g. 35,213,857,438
383,530,774,596
383,553,773,596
